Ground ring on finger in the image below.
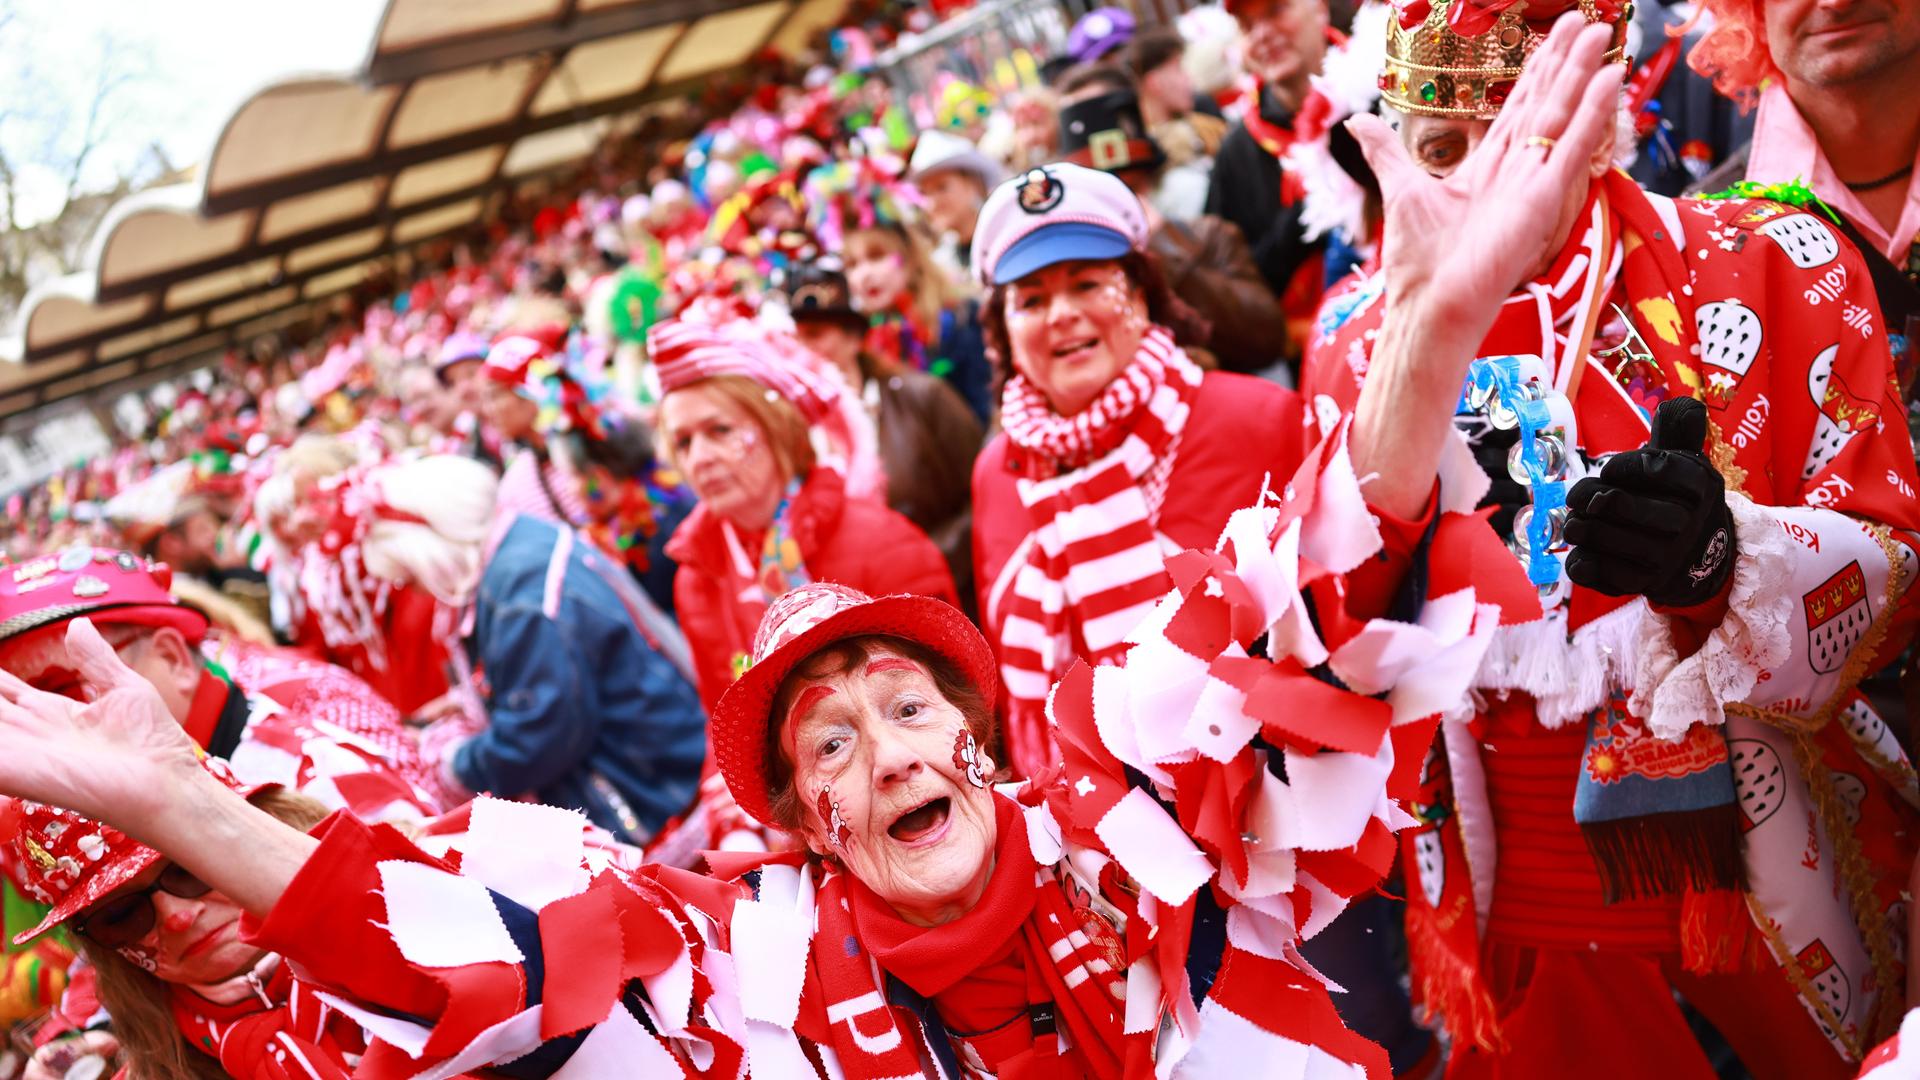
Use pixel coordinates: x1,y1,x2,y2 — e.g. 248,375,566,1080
1525,135,1557,153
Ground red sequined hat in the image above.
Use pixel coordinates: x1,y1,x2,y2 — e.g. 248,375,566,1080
710,583,996,826
6,757,265,944
0,546,207,645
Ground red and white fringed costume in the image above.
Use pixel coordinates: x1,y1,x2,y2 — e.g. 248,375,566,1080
233,423,1517,1079
199,634,446,821
1305,174,1920,1074
1037,415,1513,1077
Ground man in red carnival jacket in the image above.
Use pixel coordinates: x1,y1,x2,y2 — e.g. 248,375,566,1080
1303,2,1920,1077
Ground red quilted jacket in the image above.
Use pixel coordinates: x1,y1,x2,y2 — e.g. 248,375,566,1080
666,466,959,713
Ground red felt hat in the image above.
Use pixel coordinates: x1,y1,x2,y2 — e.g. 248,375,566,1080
9,757,266,944
0,547,207,645
710,583,996,827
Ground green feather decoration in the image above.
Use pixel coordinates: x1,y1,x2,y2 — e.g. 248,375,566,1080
1699,175,1842,225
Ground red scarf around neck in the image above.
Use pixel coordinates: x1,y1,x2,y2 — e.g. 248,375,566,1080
168,955,361,1079
810,795,1127,1078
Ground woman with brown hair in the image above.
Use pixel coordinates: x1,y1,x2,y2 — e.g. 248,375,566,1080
651,313,958,713
782,259,984,616
13,771,346,1080
811,159,997,423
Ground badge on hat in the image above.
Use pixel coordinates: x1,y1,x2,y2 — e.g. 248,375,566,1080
11,558,55,584
72,576,110,599
1017,168,1065,214
57,547,92,573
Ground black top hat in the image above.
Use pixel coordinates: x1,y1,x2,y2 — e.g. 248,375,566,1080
782,261,869,331
1057,89,1166,176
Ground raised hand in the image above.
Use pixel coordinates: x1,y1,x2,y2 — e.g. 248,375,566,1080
1347,14,1626,521
1346,14,1625,322
0,619,204,828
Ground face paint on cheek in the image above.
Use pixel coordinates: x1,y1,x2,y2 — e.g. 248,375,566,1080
816,783,851,851
1093,277,1147,336
952,725,992,789
116,942,160,973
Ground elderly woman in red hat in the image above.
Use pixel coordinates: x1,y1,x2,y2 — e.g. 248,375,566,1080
651,312,958,713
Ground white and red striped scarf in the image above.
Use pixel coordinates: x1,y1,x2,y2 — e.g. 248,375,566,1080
994,327,1203,777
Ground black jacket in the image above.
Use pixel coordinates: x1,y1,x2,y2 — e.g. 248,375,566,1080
1204,87,1321,298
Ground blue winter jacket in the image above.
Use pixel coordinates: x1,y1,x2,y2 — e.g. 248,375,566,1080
452,515,706,844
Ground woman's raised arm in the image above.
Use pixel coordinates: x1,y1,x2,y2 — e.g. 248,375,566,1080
0,618,316,916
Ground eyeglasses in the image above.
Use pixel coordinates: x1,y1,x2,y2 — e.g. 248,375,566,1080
72,864,213,947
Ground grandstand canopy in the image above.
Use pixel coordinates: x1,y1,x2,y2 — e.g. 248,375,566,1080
0,0,850,420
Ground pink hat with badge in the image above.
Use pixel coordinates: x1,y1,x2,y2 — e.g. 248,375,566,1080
970,162,1149,288
0,547,207,645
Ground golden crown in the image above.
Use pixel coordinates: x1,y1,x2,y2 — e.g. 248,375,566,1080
1380,0,1632,119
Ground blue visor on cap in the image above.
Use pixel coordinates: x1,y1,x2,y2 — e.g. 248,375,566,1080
993,222,1132,286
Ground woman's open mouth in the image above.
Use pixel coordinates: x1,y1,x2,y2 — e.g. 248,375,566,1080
888,797,952,845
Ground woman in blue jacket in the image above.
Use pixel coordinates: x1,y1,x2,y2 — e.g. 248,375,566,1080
350,453,707,848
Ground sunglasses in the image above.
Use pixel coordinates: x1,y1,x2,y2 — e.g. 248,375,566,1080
72,864,213,947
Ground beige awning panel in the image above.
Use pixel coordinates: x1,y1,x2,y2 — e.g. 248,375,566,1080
0,0,851,419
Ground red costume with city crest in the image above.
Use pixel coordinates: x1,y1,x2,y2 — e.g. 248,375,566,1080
1301,0,1920,1074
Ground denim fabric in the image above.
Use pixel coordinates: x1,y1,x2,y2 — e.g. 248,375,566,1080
456,516,707,844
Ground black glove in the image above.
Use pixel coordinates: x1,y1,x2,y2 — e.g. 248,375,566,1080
1565,397,1736,606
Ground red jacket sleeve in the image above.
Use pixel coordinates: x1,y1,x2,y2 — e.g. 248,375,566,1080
242,813,537,1060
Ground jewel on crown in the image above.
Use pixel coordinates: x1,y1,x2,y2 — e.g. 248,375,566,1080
1380,0,1632,119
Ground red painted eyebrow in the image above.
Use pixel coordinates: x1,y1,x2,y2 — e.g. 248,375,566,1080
863,657,918,677
785,684,837,729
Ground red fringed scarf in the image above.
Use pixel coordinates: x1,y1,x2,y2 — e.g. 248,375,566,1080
807,795,1127,1078
992,328,1204,777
